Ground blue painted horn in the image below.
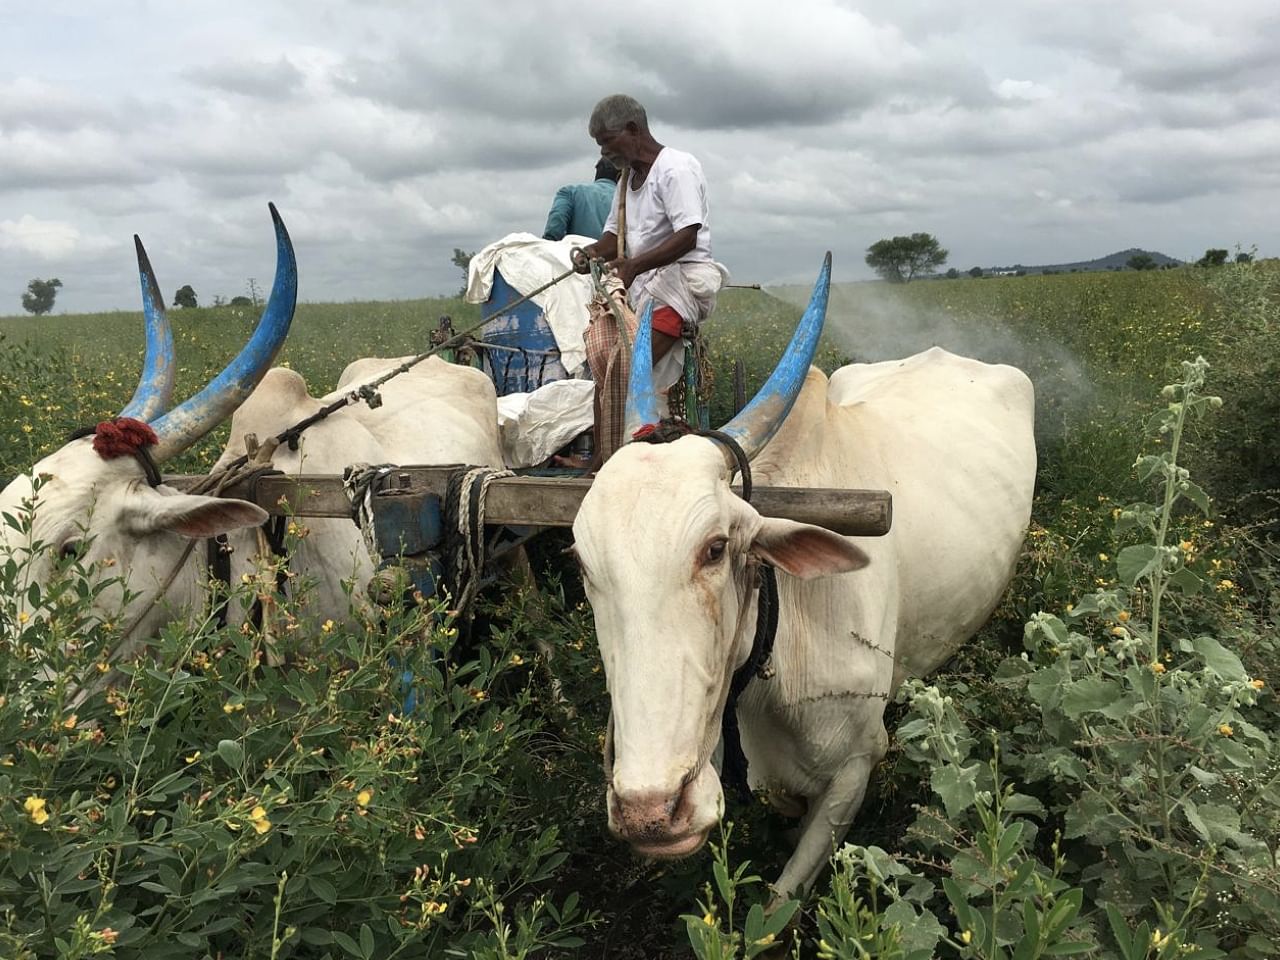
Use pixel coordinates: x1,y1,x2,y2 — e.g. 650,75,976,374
717,253,831,462
622,300,659,438
150,203,297,461
119,235,176,422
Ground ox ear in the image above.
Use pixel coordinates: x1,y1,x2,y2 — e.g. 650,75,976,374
123,489,269,539
749,517,869,580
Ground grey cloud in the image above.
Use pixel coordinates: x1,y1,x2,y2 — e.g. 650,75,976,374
184,57,307,99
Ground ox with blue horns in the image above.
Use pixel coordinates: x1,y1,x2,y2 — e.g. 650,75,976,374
1,205,507,661
572,253,1037,897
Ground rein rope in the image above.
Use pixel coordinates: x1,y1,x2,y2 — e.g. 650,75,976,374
631,419,777,802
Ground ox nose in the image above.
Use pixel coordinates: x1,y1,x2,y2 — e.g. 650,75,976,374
611,778,697,848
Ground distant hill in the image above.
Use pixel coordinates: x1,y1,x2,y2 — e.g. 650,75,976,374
986,248,1183,276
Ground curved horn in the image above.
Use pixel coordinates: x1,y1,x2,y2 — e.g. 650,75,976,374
118,235,176,421
717,252,831,463
622,300,659,438
149,203,297,462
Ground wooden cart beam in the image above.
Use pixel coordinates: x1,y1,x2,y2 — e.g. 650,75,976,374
168,468,892,537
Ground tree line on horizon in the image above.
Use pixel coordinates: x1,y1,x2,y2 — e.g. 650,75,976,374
863,234,1258,283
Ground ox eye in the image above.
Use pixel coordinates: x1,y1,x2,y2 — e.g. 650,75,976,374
703,537,728,565
58,540,84,563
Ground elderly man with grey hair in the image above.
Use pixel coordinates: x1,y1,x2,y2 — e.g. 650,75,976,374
574,94,728,386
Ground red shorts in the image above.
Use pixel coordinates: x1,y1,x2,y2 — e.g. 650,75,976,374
651,305,684,338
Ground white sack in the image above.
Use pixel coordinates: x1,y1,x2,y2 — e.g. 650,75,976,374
495,378,596,468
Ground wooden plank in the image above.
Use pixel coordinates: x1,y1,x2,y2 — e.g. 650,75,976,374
168,467,892,536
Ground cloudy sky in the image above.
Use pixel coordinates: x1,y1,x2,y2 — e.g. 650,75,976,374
2,0,1278,314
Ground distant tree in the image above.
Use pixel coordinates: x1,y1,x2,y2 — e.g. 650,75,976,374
1198,248,1229,267
1127,253,1157,271
212,295,227,307
229,295,253,307
451,248,476,295
864,233,948,283
173,285,198,309
1236,251,1253,264
246,278,262,308
1015,269,1027,277
945,267,960,279
968,266,983,278
21,278,62,316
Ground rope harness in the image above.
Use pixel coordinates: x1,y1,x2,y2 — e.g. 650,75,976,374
444,466,515,620
342,462,515,624
632,419,778,802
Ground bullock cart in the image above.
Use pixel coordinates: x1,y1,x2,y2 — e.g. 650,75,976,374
165,240,895,618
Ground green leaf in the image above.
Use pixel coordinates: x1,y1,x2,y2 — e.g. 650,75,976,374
1166,567,1205,595
712,858,732,906
762,899,799,938
310,876,337,904
333,931,361,957
1003,793,1046,818
1192,635,1246,680
931,763,981,817
1042,943,1094,956
216,739,244,770
359,923,375,958
1180,481,1212,516
1117,544,1161,585
1061,678,1123,718
1043,888,1082,939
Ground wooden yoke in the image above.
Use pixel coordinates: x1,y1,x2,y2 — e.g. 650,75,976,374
167,467,893,537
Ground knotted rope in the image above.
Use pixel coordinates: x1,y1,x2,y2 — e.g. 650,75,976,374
445,466,515,620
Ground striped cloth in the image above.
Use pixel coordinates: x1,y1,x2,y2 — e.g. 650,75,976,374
584,277,637,464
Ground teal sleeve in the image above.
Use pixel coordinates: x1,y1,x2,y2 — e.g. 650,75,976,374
542,187,574,240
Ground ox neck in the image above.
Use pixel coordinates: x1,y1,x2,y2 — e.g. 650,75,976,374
720,560,778,803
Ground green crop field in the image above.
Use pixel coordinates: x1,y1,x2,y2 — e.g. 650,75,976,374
2,262,1279,958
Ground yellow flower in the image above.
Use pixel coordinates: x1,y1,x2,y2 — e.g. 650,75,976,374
1151,662,1166,674
17,611,29,625
1178,540,1193,553
1098,553,1109,562
62,714,77,729
24,796,49,825
1217,579,1236,592
509,653,524,666
1151,928,1171,949
1117,610,1130,622
321,619,335,633
185,751,202,764
222,701,245,714
1250,679,1265,690
356,789,374,807
1219,723,1234,737
249,805,272,834
702,911,715,927
96,928,119,945
960,929,973,944
21,424,32,434
1111,626,1127,637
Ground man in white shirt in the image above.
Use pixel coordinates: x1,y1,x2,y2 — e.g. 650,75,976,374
573,94,727,372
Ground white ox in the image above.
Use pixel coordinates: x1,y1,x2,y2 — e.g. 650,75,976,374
0,207,504,653
571,256,1037,897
